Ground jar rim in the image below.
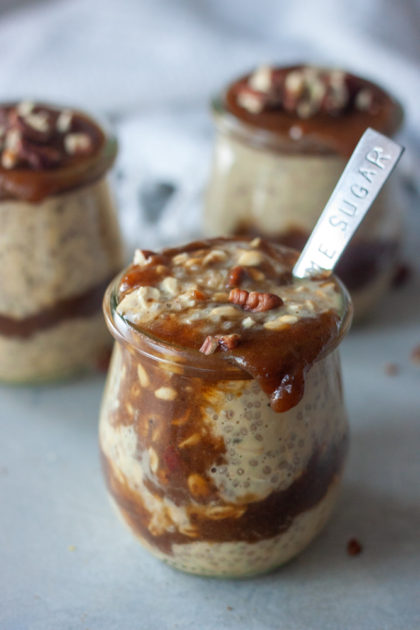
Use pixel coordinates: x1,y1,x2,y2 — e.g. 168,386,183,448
103,267,353,378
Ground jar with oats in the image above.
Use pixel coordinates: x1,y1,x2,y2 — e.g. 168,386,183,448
204,64,404,320
99,237,352,577
0,100,124,382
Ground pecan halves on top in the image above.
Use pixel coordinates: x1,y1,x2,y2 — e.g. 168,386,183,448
229,288,283,312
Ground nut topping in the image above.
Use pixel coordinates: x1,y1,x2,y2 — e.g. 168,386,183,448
217,333,241,350
133,249,156,266
0,101,99,171
56,110,73,133
1,149,18,169
199,333,241,355
64,132,92,155
248,64,274,93
227,265,248,287
19,141,61,169
229,288,283,312
234,64,383,120
237,86,267,114
199,336,219,355
16,101,34,117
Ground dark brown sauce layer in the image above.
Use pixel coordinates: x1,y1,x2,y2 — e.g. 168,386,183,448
101,437,347,553
224,66,402,157
0,102,116,202
0,273,116,338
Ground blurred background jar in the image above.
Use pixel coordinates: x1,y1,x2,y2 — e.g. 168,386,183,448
204,64,404,320
0,101,124,383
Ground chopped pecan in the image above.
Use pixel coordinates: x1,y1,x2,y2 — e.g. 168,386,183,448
19,139,61,168
237,86,267,114
248,65,274,93
217,334,240,350
411,344,420,365
227,265,248,287
199,333,241,355
11,110,54,143
199,336,219,355
133,249,157,265
347,538,363,556
56,110,73,133
229,288,283,312
192,289,206,301
64,132,93,155
1,149,19,169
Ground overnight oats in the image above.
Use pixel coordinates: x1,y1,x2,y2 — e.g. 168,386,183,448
99,237,352,577
0,100,124,382
205,64,403,318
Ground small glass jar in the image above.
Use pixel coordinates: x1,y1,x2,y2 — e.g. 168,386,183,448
0,101,124,382
99,272,352,578
204,66,403,320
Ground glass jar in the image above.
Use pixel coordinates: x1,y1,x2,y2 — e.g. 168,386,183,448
99,273,352,578
204,70,403,320
0,102,124,382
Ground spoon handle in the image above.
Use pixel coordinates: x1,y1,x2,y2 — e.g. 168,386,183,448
293,127,404,278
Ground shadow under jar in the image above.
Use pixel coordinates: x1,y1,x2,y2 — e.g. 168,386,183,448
0,101,124,382
204,65,404,320
99,237,352,577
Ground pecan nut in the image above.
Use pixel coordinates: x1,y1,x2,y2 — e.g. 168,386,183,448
217,333,240,351
237,86,268,114
227,265,248,287
19,139,61,168
229,288,283,312
199,336,219,355
199,333,241,355
64,132,93,156
11,110,54,143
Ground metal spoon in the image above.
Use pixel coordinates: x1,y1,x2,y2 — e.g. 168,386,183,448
293,128,404,278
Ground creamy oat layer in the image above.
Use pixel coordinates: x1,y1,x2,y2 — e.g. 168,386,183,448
0,179,122,318
0,311,109,383
205,136,396,239
100,238,349,576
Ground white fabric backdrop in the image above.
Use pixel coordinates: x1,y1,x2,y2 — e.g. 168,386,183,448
0,0,419,250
